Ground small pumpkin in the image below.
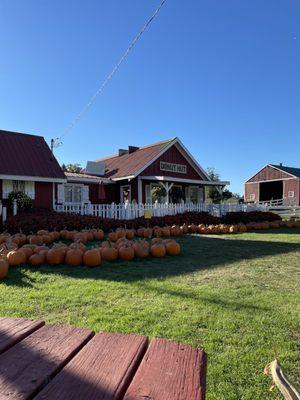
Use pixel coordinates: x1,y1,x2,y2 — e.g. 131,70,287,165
7,249,27,266
83,249,101,267
118,245,135,261
65,249,83,266
28,253,45,266
0,256,9,279
108,232,118,242
46,248,65,265
166,241,180,256
101,246,118,261
150,243,166,258
93,230,104,241
125,229,135,240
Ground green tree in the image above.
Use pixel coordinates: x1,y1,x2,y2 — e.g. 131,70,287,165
206,167,233,203
64,163,82,173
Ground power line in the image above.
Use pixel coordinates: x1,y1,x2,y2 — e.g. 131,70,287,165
60,0,167,140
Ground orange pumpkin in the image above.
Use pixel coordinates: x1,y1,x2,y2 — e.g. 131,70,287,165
37,229,48,236
21,246,33,259
161,227,171,237
83,249,101,267
166,241,180,256
28,235,43,246
126,229,135,240
150,243,166,258
28,253,45,266
65,249,83,266
7,249,27,266
133,240,150,258
137,228,145,238
101,246,118,261
118,245,135,261
93,230,104,241
69,241,86,253
46,248,65,265
0,256,9,279
108,232,118,242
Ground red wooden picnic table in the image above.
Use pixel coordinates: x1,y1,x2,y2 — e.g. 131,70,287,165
0,317,206,400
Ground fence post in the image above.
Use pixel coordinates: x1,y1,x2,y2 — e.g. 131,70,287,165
2,206,7,223
13,199,17,216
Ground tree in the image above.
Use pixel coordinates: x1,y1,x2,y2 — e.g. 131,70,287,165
206,167,233,203
63,163,82,173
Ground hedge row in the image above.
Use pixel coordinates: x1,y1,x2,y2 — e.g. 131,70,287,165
1,209,281,235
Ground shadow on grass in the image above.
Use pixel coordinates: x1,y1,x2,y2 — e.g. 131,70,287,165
3,235,300,289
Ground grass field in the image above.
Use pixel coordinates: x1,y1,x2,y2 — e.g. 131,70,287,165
1,229,300,399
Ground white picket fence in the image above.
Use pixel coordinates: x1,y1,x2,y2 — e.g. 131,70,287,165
54,202,267,220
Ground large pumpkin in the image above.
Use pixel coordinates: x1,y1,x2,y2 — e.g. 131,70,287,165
133,240,149,258
0,257,9,279
83,249,101,267
118,245,135,261
101,246,118,261
69,242,86,253
65,249,83,266
7,249,27,266
150,243,166,258
166,241,180,256
108,232,118,242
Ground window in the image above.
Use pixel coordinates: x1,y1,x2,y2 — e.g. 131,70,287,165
288,191,295,198
249,193,255,201
64,185,82,203
120,185,131,203
12,180,25,193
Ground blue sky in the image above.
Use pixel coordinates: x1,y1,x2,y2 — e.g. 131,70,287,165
1,0,299,194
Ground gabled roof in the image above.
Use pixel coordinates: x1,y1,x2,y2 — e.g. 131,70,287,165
95,137,211,181
270,164,300,178
0,129,66,181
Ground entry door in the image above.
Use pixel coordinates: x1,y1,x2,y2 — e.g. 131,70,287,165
120,185,131,203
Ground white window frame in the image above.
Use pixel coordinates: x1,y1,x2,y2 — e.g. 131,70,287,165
120,185,131,203
249,193,255,201
2,179,35,199
63,184,85,205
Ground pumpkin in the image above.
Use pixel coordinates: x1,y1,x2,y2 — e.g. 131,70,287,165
46,248,65,265
118,245,135,261
28,235,43,246
7,249,27,266
52,231,61,241
150,243,166,258
133,240,150,258
166,241,180,256
37,230,48,236
116,228,126,239
69,241,86,253
238,224,247,233
93,230,104,241
188,224,197,234
101,246,118,261
60,230,69,240
28,253,45,266
181,224,189,234
151,237,163,245
83,249,101,267
126,229,135,240
108,232,118,242
34,245,49,254
21,246,34,259
229,225,238,233
161,227,171,237
137,228,145,238
65,249,83,266
82,230,94,241
0,256,9,279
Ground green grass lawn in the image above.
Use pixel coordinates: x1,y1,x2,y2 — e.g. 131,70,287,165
1,229,300,399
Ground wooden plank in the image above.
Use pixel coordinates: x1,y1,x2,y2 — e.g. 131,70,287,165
0,317,45,354
124,338,207,400
35,332,148,400
0,324,93,399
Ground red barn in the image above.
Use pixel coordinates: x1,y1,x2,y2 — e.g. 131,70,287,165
0,130,66,209
244,163,300,205
55,137,229,206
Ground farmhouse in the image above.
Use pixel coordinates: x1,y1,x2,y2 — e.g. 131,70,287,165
0,130,229,208
58,137,228,206
244,163,300,205
0,130,66,209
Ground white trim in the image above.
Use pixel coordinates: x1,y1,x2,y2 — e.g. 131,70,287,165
112,175,135,182
66,176,113,184
245,177,294,184
0,174,66,183
174,139,211,181
140,175,229,186
245,164,296,183
138,177,142,203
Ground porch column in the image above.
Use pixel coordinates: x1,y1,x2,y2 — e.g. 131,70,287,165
138,177,142,203
159,181,174,204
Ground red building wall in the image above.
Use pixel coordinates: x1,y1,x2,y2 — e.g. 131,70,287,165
247,166,292,182
244,182,259,202
283,179,300,205
34,182,53,209
142,145,205,180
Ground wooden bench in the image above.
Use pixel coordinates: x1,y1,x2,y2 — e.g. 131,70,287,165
0,317,206,399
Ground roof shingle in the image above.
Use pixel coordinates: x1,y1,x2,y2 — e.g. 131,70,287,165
270,164,300,178
0,130,66,180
